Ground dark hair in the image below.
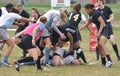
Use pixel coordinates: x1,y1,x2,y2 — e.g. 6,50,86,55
97,0,106,4
31,8,41,18
73,4,81,12
5,3,14,9
40,16,47,24
85,4,94,9
12,8,19,14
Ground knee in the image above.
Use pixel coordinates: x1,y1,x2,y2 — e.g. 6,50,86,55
110,40,116,45
45,43,51,48
98,41,104,47
8,41,14,48
33,56,38,62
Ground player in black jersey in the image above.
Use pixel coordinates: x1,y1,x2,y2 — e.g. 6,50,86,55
66,4,88,64
96,0,120,60
83,4,113,67
52,4,88,64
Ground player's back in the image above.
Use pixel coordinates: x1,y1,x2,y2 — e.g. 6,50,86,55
68,11,81,29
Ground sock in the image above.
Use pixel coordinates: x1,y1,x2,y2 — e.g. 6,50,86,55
44,47,51,63
76,47,87,63
36,56,42,69
96,46,99,60
106,54,112,61
48,60,55,66
79,51,87,63
23,61,36,65
112,44,120,58
3,56,8,63
101,57,106,66
17,57,33,63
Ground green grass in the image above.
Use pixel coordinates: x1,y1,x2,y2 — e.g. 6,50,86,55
0,3,120,76
0,28,120,76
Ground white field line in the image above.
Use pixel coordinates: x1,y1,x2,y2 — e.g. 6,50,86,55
7,29,16,31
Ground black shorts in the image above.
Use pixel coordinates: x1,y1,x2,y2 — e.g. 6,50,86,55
101,26,109,39
73,29,82,43
21,35,36,50
62,29,82,43
108,24,114,37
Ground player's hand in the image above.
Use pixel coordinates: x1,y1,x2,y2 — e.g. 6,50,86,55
80,26,84,30
90,30,94,34
32,40,36,46
107,19,110,23
60,33,66,40
19,22,25,26
97,32,101,38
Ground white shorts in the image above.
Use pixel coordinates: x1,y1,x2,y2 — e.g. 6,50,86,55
0,28,10,41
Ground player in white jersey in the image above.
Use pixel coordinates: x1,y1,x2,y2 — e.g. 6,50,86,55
38,8,68,65
0,9,33,67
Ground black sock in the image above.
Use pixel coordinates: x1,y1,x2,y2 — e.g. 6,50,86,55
112,44,119,58
36,56,42,69
96,46,99,60
76,48,87,63
101,57,106,66
106,54,112,61
17,57,33,63
80,51,87,63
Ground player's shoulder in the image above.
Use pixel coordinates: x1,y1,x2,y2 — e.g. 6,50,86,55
93,10,101,14
104,6,111,10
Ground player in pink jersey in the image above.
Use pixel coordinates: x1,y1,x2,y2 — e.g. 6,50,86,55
12,16,47,71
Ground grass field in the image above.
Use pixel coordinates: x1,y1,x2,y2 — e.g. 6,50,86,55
0,3,120,76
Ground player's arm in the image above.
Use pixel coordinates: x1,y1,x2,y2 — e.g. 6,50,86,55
15,30,25,38
107,7,114,22
18,17,33,23
80,19,90,30
97,16,104,38
107,13,114,22
51,16,66,39
32,26,39,46
32,23,45,45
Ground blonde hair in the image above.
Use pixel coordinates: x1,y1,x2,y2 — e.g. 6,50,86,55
60,8,68,24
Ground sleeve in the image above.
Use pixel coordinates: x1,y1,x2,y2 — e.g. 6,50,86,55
94,12,101,20
51,15,62,34
81,13,86,21
38,23,45,31
108,7,113,15
12,13,22,19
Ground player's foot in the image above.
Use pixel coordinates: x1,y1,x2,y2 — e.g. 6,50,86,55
36,67,43,71
0,61,2,66
14,61,20,71
106,61,114,67
117,56,120,61
1,60,11,67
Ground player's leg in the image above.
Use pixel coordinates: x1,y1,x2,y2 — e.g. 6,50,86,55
109,34,120,60
43,37,51,64
1,29,14,67
99,35,113,67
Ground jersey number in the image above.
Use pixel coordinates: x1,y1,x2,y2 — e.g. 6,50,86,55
69,13,79,21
